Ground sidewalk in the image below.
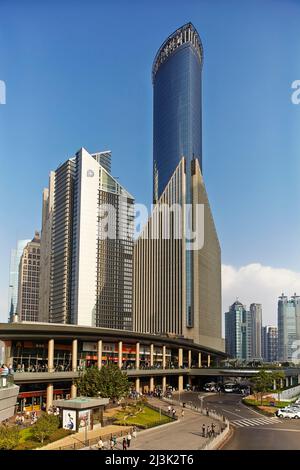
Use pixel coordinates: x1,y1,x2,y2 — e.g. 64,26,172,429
40,424,131,450
128,397,221,450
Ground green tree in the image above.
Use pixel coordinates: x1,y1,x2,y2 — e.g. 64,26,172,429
32,413,59,444
250,370,284,405
76,364,130,401
0,425,20,450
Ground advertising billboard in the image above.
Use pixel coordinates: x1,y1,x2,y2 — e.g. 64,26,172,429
62,409,76,431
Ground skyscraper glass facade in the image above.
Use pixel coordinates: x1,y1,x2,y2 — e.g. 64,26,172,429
153,22,203,202
152,23,203,328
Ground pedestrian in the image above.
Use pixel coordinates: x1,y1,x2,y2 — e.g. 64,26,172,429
206,407,209,417
110,438,114,450
207,425,211,438
122,438,127,451
168,405,171,414
212,423,215,437
172,408,176,417
132,427,137,439
202,423,206,437
127,432,132,448
97,437,104,450
113,434,117,447
181,409,185,418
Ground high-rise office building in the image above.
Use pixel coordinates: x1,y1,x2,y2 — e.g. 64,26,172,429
278,293,300,362
225,300,252,360
262,326,278,362
8,239,30,322
40,148,134,329
250,303,262,359
134,23,224,352
17,232,41,322
39,174,54,323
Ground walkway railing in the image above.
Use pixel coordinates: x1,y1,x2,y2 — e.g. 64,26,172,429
162,396,230,450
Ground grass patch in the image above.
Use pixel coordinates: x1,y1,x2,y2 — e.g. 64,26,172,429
243,398,291,408
114,405,172,429
19,427,34,443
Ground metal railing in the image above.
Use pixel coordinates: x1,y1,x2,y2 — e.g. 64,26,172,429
56,427,133,451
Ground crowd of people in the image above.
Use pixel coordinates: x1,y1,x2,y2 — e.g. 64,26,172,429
97,428,137,450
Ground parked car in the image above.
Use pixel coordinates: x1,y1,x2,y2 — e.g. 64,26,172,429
276,408,300,419
223,383,236,393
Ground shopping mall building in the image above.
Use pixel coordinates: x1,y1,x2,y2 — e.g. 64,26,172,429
0,322,226,412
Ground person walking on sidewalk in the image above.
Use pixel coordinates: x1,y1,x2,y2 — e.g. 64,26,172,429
132,427,137,439
202,423,206,437
97,437,104,450
127,432,132,448
122,438,127,451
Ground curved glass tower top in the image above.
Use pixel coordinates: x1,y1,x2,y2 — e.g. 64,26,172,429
152,22,203,202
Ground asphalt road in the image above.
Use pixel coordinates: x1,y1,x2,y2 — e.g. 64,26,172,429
176,391,300,450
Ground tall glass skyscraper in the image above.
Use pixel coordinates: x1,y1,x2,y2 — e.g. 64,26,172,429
134,23,224,353
153,23,203,328
153,22,203,202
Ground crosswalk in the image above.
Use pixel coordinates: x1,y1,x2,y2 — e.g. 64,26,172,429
231,416,280,428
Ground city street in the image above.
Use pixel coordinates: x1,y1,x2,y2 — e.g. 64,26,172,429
177,391,300,450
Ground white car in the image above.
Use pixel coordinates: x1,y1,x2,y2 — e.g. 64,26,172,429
277,409,300,419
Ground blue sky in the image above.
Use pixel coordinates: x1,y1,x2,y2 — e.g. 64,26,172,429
0,0,300,323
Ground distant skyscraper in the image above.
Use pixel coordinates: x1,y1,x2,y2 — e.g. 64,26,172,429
134,23,223,352
225,301,252,360
262,326,278,362
278,293,300,362
250,303,262,359
40,148,134,329
17,232,41,322
8,239,30,321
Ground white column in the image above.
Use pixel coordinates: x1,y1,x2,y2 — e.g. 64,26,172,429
162,376,167,392
97,340,102,370
178,375,183,392
178,348,183,368
136,342,140,370
118,341,123,369
46,383,53,410
188,350,192,369
198,352,202,368
48,339,54,373
162,345,166,369
207,354,211,368
72,339,78,372
150,377,155,392
150,343,154,367
135,378,140,394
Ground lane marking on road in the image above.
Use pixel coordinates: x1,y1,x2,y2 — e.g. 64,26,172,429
221,408,243,419
232,416,281,428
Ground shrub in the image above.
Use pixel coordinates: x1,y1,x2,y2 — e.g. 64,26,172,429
14,440,42,450
32,413,60,444
0,425,20,450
